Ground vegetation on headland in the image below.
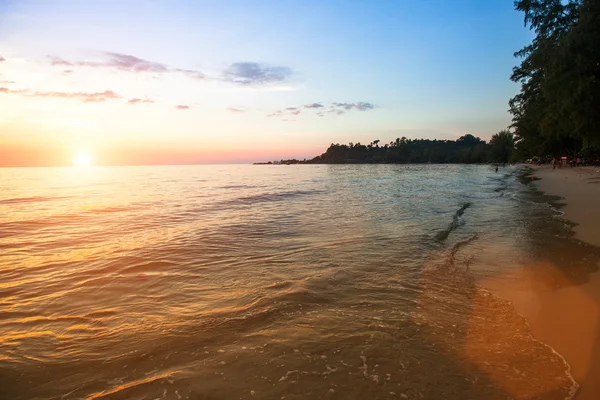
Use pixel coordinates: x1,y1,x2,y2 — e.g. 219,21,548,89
260,132,516,165
510,0,600,160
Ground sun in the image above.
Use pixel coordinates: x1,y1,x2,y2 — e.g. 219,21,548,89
73,153,92,167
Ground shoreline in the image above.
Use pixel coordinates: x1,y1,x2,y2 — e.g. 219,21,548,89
489,165,600,399
530,165,600,400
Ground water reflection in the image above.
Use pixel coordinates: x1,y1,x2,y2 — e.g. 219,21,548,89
0,165,597,399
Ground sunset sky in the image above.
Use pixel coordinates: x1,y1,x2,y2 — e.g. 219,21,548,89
0,0,532,166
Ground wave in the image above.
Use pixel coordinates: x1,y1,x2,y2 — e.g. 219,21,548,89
0,195,72,205
477,287,579,400
421,254,579,400
435,202,471,242
221,189,324,207
84,206,132,214
446,233,478,267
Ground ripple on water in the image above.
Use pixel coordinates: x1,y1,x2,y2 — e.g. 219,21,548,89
0,165,585,399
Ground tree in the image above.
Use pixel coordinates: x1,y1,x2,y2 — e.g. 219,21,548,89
509,0,600,157
489,130,516,163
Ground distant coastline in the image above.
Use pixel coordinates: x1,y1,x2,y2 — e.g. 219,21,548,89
255,133,515,165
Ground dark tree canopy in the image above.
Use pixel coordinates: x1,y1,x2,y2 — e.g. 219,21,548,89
489,130,516,163
510,0,600,159
277,135,504,164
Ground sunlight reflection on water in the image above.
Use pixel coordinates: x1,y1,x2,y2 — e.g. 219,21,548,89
0,164,595,399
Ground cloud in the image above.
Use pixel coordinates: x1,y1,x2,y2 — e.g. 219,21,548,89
62,70,74,75
128,98,154,104
175,68,205,80
31,90,121,102
0,80,16,84
0,87,28,94
281,119,296,122
0,56,5,62
47,53,204,79
227,107,247,113
355,102,375,111
2,86,157,105
223,62,292,85
332,102,354,110
304,103,323,109
267,110,283,117
262,101,374,119
104,52,168,73
48,56,71,67
175,105,190,110
331,102,375,111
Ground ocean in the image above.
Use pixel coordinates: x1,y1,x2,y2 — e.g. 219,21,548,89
1,164,598,399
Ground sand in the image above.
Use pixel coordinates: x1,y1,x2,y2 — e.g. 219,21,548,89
490,165,600,399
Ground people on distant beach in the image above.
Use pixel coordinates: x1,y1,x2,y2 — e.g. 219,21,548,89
495,165,498,173
552,158,556,170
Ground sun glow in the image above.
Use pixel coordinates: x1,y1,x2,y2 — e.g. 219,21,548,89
73,153,92,167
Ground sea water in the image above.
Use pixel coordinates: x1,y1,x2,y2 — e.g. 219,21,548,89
1,164,597,399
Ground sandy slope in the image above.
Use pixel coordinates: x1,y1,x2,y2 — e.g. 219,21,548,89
526,165,600,399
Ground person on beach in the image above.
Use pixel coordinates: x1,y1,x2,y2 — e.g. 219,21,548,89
495,165,498,173
552,158,556,170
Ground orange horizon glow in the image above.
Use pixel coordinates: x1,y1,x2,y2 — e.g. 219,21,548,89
0,142,321,167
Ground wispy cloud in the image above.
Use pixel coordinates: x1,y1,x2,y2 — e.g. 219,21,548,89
31,90,121,102
227,107,247,113
128,98,154,105
304,103,324,109
332,102,354,110
0,56,5,62
3,87,121,102
223,62,292,86
0,87,28,94
331,102,375,111
175,105,190,110
355,102,375,111
262,101,375,120
48,53,168,73
47,52,204,80
0,80,16,84
267,110,283,117
104,52,169,73
174,68,205,80
281,119,296,122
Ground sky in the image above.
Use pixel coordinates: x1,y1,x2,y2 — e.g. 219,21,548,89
0,0,532,166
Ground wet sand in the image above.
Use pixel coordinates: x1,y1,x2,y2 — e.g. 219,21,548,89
492,165,600,399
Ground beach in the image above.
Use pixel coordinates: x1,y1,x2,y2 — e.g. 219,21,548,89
488,165,600,400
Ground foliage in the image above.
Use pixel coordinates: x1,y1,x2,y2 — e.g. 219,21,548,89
489,130,516,162
509,0,600,157
278,134,506,164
